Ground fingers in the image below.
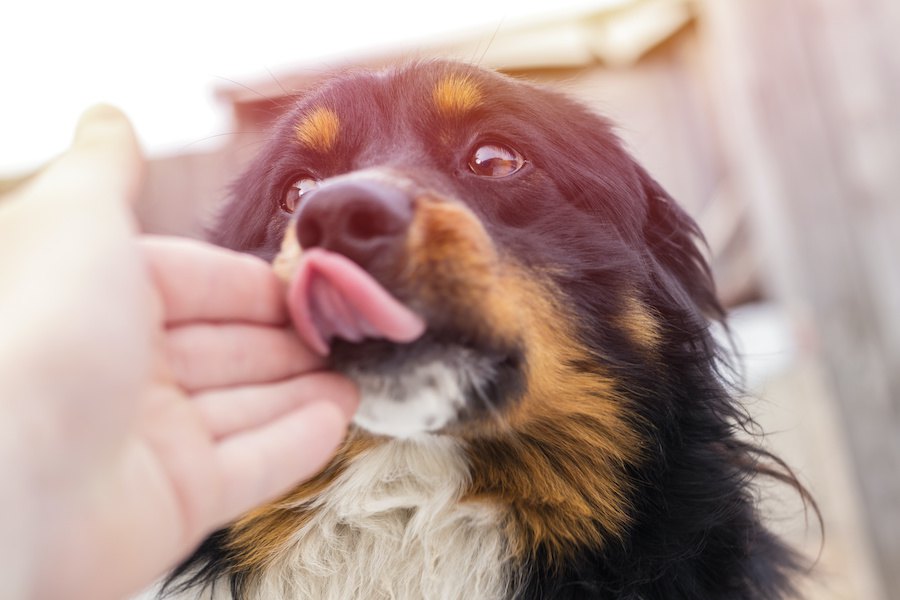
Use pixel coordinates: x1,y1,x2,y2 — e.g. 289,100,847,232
214,401,350,520
140,236,288,325
194,372,358,439
166,323,323,392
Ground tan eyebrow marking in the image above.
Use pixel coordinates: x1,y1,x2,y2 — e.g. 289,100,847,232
433,74,482,116
295,107,340,152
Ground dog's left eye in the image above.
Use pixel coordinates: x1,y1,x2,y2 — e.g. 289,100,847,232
468,143,526,178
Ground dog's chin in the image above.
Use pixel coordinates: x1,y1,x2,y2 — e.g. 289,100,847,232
330,336,517,439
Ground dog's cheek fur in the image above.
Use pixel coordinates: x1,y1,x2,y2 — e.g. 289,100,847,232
477,148,804,597
528,168,804,598
209,144,283,256
460,276,645,552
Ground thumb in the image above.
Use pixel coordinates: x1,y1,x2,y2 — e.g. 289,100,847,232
16,104,144,214
70,104,143,182
0,105,147,322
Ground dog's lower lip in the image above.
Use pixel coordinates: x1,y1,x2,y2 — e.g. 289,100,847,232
331,334,517,383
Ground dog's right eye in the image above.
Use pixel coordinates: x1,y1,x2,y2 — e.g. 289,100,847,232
281,177,319,214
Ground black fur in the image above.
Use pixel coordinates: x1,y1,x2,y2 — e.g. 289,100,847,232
165,60,814,599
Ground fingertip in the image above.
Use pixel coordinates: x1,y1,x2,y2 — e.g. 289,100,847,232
275,400,351,484
308,399,353,436
140,236,291,325
215,399,353,522
70,104,143,190
73,104,136,147
322,378,361,422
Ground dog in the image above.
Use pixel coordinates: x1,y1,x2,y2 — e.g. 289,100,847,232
163,60,813,599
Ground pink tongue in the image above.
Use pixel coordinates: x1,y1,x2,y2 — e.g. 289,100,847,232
287,248,426,356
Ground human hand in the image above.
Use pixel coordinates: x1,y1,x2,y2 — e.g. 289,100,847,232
0,107,358,599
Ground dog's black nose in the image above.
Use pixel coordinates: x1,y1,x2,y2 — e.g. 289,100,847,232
295,179,413,268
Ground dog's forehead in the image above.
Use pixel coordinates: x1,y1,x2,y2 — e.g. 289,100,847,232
288,63,510,152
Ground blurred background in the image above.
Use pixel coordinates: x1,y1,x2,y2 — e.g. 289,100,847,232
2,0,898,597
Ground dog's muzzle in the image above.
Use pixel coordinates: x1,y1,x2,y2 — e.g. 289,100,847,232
273,171,521,438
281,176,426,357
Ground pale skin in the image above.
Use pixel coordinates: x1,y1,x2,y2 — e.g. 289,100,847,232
0,106,359,599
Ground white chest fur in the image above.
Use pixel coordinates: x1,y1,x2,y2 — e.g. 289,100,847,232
247,436,514,600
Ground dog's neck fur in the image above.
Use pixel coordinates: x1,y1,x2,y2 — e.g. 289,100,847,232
243,436,514,600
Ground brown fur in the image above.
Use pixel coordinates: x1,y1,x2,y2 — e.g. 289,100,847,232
403,195,644,565
432,74,483,117
294,107,341,153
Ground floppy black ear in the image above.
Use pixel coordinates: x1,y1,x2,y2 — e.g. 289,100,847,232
639,166,725,323
206,142,286,259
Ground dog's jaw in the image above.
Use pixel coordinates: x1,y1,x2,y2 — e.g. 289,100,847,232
351,363,466,437
346,348,499,438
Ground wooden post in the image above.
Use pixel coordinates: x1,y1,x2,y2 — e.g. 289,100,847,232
699,0,900,596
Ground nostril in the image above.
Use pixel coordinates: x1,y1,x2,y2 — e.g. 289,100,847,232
346,205,399,241
297,214,324,250
294,180,413,265
347,209,375,241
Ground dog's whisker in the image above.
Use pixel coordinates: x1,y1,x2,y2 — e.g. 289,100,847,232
178,131,266,152
213,75,271,102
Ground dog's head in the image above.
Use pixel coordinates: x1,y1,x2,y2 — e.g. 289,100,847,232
213,60,721,445
169,61,812,599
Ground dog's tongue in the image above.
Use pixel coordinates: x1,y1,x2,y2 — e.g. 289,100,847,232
287,248,426,356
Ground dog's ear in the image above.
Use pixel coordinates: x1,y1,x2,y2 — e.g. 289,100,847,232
206,145,284,256
639,166,725,323
208,173,272,251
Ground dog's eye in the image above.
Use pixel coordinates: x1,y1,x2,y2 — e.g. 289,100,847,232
468,143,526,178
281,177,319,214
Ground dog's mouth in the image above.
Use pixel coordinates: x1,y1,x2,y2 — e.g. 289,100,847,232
273,195,526,438
285,247,426,357
286,251,519,438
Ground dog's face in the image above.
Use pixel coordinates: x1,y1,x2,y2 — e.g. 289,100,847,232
175,61,808,599
214,61,719,444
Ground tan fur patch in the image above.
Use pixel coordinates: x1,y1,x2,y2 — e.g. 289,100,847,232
463,276,644,566
294,107,340,152
403,196,505,328
271,223,302,282
621,296,661,350
433,74,482,117
403,197,644,565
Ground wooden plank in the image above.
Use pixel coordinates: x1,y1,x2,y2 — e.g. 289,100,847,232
136,149,245,237
699,0,900,596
